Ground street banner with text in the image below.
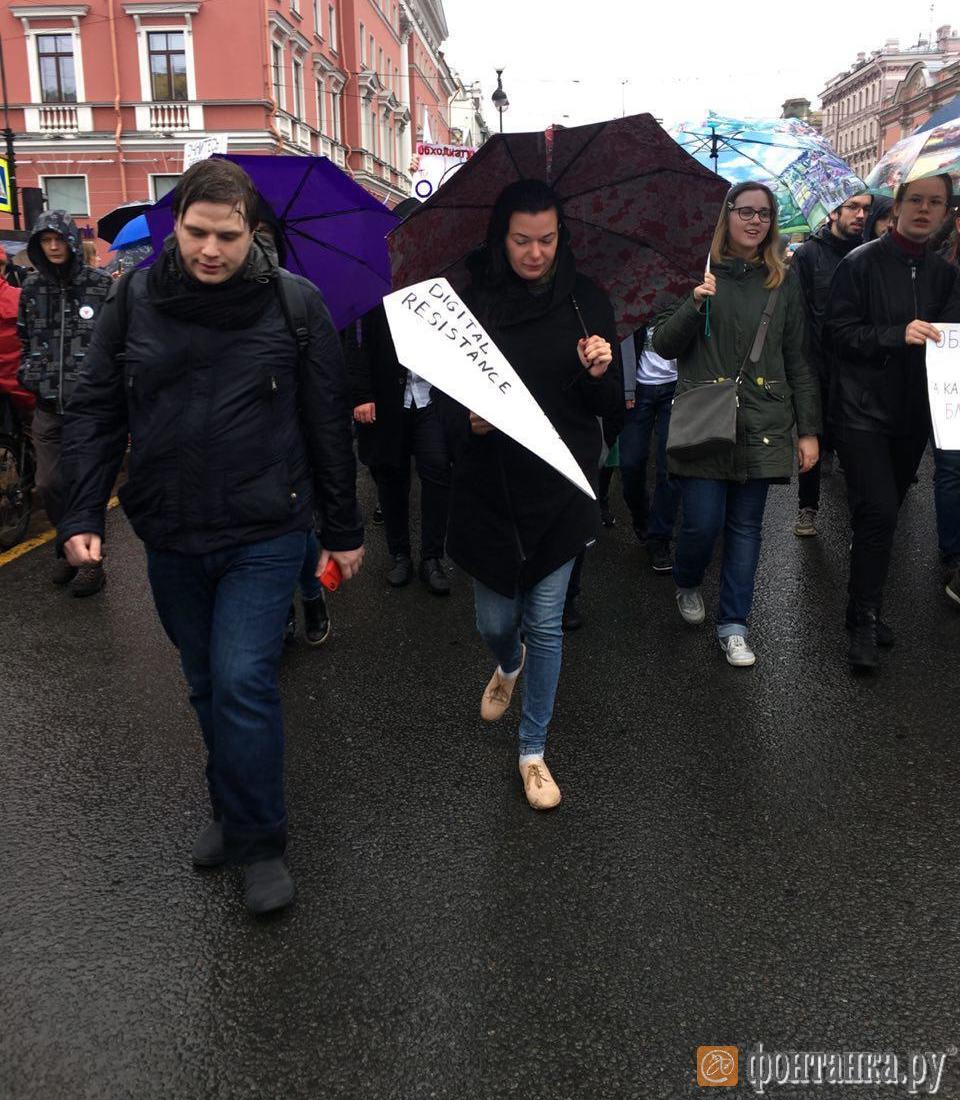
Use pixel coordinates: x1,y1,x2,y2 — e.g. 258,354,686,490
384,277,595,498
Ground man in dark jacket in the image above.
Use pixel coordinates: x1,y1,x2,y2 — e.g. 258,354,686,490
790,191,871,537
823,174,959,671
58,159,364,914
17,209,113,593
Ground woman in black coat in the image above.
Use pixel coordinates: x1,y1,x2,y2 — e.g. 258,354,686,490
441,180,621,810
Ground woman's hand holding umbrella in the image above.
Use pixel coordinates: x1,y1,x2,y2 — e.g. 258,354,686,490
577,335,613,377
693,271,716,306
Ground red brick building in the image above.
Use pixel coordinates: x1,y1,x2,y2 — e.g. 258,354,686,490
0,0,471,243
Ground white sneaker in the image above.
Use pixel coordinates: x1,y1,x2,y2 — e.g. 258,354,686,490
676,589,705,625
719,634,756,667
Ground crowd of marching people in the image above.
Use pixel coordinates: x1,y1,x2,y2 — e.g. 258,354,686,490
1,155,957,913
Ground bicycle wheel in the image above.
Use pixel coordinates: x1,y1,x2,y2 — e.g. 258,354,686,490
0,432,32,549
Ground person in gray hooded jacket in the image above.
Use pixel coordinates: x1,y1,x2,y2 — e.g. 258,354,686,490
17,209,113,593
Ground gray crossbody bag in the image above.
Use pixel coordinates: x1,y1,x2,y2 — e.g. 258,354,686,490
665,287,781,461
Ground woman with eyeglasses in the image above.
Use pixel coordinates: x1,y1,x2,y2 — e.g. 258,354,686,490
653,182,821,667
824,174,960,669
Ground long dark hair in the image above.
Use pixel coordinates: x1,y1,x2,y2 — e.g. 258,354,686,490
476,179,568,287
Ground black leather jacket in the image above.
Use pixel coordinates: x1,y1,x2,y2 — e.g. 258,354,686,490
791,224,861,380
823,233,960,437
59,257,362,555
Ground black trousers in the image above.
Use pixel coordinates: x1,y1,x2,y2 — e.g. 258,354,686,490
375,403,451,561
836,426,929,608
797,376,831,512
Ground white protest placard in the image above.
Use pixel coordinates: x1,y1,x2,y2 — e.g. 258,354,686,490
410,142,475,201
384,278,595,498
926,323,960,451
182,134,229,171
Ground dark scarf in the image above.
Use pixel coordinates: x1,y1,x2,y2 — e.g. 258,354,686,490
147,234,278,329
469,242,577,331
889,227,926,259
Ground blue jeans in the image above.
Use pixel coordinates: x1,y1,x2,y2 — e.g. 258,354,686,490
673,478,770,637
299,529,322,601
619,382,680,541
934,445,960,563
146,530,308,863
473,559,576,757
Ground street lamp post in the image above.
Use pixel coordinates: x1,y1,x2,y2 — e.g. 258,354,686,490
491,69,509,134
0,32,21,230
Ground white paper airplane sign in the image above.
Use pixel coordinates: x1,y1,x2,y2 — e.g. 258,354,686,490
384,277,595,498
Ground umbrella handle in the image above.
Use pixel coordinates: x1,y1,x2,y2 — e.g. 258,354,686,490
704,299,711,338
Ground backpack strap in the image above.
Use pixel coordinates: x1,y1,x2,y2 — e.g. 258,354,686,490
107,268,143,364
275,271,310,366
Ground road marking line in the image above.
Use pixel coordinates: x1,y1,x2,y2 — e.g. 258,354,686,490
0,496,120,569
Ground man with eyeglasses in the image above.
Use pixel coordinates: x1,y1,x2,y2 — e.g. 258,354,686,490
824,175,960,672
790,191,871,538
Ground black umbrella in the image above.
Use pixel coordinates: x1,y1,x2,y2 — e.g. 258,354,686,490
97,201,153,244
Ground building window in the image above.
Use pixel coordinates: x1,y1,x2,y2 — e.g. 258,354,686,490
151,174,180,200
330,87,341,140
148,31,187,101
378,47,383,83
42,175,88,215
313,0,320,34
292,56,304,118
37,34,77,104
328,4,337,49
359,23,365,65
315,78,325,133
369,35,375,72
291,0,300,14
272,42,284,107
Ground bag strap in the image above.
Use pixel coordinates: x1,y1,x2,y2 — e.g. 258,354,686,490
739,287,781,379
274,271,311,366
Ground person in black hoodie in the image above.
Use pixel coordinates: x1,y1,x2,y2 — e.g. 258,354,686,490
823,174,959,671
58,159,363,913
790,191,871,536
17,209,113,593
439,180,621,810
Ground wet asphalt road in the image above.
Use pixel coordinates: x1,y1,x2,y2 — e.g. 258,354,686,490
2,458,960,1100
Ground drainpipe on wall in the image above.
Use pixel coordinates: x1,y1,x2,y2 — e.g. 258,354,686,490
263,0,284,151
108,0,128,201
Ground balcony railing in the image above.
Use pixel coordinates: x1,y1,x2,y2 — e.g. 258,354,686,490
134,101,203,133
23,103,93,135
39,104,78,133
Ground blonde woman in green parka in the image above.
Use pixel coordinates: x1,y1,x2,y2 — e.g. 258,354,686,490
652,182,821,667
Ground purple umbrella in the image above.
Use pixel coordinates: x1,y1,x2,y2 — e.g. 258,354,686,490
145,154,399,331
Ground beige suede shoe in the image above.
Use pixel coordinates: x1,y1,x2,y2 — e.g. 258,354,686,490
519,758,561,810
480,644,525,722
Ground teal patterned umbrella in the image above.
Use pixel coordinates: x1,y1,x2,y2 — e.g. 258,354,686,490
865,118,960,197
671,114,865,233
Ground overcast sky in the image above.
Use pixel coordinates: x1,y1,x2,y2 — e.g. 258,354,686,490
441,0,947,134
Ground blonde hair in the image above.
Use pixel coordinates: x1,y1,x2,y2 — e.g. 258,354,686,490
709,181,784,289
82,239,99,267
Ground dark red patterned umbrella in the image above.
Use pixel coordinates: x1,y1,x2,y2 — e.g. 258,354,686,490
389,113,729,337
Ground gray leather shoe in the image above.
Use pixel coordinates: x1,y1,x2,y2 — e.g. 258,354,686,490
244,858,295,914
191,820,225,867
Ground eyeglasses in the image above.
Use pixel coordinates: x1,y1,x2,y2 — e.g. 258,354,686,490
904,195,948,210
730,206,773,222
838,202,871,214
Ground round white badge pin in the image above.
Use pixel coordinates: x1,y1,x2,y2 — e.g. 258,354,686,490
79,305,95,320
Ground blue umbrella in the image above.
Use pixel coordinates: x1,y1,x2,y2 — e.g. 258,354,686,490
671,114,865,232
917,97,960,134
109,214,150,251
145,154,400,331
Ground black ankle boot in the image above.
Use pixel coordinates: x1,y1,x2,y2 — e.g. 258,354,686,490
845,600,894,647
302,593,331,646
847,605,879,671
